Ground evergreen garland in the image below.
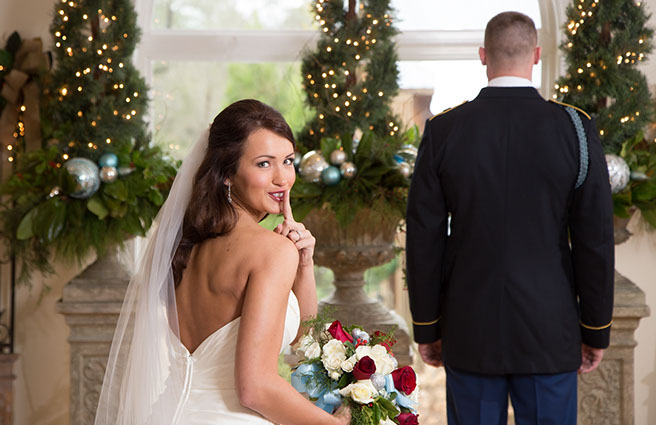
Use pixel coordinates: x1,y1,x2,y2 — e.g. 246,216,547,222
555,0,656,227
0,0,177,283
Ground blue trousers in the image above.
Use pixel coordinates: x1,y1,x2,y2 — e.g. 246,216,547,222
445,366,577,425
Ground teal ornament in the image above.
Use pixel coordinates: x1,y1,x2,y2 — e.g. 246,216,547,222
64,158,100,199
340,162,356,179
299,150,329,183
393,154,404,164
98,152,119,168
100,165,119,183
321,166,342,186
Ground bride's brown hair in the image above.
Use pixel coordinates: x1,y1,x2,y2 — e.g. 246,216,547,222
172,99,295,286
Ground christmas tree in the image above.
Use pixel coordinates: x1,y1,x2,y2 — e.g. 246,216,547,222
555,0,654,153
0,0,177,282
298,0,401,148
290,0,418,227
555,0,656,227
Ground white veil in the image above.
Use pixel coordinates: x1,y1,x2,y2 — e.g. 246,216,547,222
95,129,209,425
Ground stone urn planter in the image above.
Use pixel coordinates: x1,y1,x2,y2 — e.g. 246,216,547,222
576,208,650,425
303,208,412,366
56,245,131,425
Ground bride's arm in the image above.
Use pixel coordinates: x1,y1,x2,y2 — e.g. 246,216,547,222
235,237,345,425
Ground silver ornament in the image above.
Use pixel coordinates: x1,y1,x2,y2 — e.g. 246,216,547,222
605,154,630,193
359,331,370,342
340,161,357,179
370,373,386,391
100,165,119,183
397,144,418,167
397,161,412,178
64,157,100,199
351,328,364,340
299,150,329,183
330,149,347,166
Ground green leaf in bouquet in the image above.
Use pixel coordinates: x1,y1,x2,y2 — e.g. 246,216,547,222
372,403,381,424
377,396,400,417
337,372,351,388
16,207,37,240
87,196,109,220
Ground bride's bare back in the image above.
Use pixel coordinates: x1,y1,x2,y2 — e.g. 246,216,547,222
175,219,286,354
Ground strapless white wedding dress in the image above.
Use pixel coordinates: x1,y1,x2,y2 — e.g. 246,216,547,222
173,292,300,425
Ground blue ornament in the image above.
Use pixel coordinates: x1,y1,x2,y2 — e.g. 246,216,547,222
393,154,404,164
321,166,341,186
64,158,100,199
98,152,119,168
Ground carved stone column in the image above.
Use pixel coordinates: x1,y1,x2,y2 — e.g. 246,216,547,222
0,354,18,425
56,250,130,425
577,215,650,425
304,208,412,366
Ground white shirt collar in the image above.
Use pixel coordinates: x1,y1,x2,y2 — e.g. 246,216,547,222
488,76,534,87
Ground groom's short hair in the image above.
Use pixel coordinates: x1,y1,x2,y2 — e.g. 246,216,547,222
484,12,537,66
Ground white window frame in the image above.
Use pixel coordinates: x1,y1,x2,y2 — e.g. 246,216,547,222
134,0,565,101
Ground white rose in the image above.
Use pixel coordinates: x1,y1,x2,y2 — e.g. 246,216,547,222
330,370,342,380
354,345,372,360
322,339,347,377
339,380,378,404
296,334,321,359
380,418,396,425
374,354,395,376
341,356,357,373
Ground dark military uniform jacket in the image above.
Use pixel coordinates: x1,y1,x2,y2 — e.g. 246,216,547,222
406,86,615,374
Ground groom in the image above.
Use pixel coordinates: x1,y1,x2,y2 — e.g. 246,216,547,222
406,11,614,425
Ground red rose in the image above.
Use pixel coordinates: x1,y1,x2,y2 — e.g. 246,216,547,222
327,320,353,343
396,412,419,425
352,356,376,380
391,366,417,395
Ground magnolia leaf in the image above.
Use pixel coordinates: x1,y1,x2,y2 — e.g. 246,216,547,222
147,189,164,206
104,180,128,201
633,182,656,202
46,201,66,241
87,197,109,220
16,207,37,240
641,208,656,228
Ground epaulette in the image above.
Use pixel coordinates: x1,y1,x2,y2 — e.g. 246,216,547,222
429,101,468,121
549,99,591,120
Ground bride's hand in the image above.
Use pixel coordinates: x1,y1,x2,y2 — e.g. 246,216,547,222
274,190,316,267
333,403,351,425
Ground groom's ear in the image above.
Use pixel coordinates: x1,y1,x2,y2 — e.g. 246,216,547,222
479,47,487,66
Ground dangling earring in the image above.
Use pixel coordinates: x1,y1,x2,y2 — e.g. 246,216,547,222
227,182,232,204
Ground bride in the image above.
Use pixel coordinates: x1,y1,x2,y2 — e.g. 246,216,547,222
95,99,350,425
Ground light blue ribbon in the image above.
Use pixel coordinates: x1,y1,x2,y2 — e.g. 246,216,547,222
385,374,418,413
291,363,343,413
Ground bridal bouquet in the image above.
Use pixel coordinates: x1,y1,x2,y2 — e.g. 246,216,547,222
291,315,419,425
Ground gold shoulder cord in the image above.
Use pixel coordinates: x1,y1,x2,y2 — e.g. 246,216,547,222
549,99,591,120
429,101,469,121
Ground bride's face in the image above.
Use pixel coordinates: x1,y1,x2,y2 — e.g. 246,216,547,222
231,128,296,218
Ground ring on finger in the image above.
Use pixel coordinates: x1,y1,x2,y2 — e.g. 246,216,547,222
290,229,302,239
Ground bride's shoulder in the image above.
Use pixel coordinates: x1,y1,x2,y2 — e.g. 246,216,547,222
241,226,298,270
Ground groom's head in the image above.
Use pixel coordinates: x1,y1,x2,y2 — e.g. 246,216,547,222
479,12,540,80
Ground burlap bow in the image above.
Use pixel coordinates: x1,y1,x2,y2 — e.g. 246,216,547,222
0,37,50,180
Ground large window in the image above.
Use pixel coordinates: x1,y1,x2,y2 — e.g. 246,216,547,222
136,0,558,156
